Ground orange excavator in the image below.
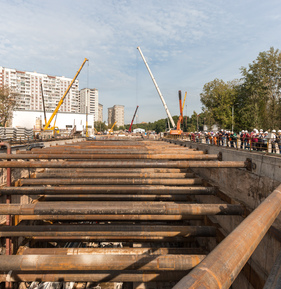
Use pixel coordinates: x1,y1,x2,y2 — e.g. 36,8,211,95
169,90,186,136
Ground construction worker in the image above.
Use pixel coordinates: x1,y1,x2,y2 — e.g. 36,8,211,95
277,130,281,154
271,130,277,153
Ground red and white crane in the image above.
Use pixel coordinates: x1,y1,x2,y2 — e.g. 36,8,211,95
128,105,139,133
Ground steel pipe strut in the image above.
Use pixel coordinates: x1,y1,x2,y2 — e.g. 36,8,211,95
0,224,216,238
0,153,217,160
42,195,191,202
0,272,188,282
0,160,247,168
34,172,195,179
19,214,204,221
0,186,216,195
0,202,244,215
0,254,205,271
19,247,206,255
172,184,281,289
18,178,203,186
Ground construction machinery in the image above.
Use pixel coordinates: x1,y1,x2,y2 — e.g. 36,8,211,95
43,58,88,135
129,105,139,133
108,121,117,134
137,47,175,130
170,90,185,136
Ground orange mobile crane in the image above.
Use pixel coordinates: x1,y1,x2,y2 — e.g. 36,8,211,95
169,90,186,136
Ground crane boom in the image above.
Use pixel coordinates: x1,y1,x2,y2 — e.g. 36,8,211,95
129,105,139,132
137,47,175,128
44,58,88,131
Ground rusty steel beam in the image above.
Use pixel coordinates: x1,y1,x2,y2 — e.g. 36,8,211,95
18,177,203,186
0,224,216,238
17,149,202,154
34,172,195,179
18,247,206,255
0,160,248,169
31,236,197,242
19,214,204,221
172,184,281,289
0,185,216,195
44,168,191,173
0,254,205,271
0,201,243,215
42,195,191,202
0,153,218,160
0,271,188,282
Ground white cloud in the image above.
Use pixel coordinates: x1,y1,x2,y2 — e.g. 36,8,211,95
1,0,281,123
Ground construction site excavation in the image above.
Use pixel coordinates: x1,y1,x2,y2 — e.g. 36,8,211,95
0,137,281,289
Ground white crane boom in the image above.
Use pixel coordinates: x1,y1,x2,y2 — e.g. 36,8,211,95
137,46,175,128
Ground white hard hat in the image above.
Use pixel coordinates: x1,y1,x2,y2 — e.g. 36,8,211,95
242,130,244,132
272,130,276,133
278,130,281,133
245,130,248,133
260,129,263,132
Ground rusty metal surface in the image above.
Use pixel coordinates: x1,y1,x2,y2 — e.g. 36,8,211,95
0,224,216,238
0,160,247,168
0,254,206,271
0,185,215,195
0,271,188,282
0,139,261,287
41,195,191,202
34,171,196,179
19,214,204,221
18,177,203,186
19,247,206,255
0,201,244,215
0,153,218,160
172,184,281,289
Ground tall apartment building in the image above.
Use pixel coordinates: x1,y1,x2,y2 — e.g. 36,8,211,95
0,66,79,112
98,103,103,122
108,105,124,127
108,107,113,126
79,88,98,122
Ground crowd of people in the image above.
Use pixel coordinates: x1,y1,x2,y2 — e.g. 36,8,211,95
187,129,281,153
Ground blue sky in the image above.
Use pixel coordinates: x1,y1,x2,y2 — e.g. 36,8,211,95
1,0,281,124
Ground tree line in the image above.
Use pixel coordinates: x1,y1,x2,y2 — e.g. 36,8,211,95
1,47,280,133
200,47,281,132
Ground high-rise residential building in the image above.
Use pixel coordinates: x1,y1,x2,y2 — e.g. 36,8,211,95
79,88,98,121
0,66,79,112
108,105,124,127
108,107,113,126
98,103,103,122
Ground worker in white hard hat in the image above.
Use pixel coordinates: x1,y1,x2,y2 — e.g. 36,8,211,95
277,130,281,154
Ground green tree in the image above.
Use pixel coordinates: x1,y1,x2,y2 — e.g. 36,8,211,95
240,47,281,130
200,79,238,130
0,86,17,127
94,121,107,132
